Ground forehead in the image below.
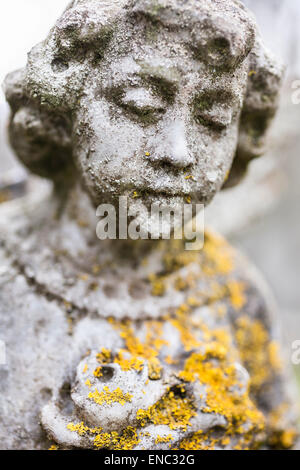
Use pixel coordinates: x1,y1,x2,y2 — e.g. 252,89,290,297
98,40,246,96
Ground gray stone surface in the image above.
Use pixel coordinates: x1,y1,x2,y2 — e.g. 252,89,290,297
0,0,298,450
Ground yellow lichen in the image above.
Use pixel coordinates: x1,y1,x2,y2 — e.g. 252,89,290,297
148,357,162,380
114,351,144,372
67,422,102,436
148,273,166,296
88,386,133,406
137,389,196,431
49,444,58,450
96,348,111,364
93,366,103,378
155,434,174,444
227,280,246,310
235,316,282,391
65,231,294,450
202,232,235,276
93,426,140,450
267,403,298,449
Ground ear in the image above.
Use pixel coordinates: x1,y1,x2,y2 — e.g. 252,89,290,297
4,69,73,183
223,35,284,189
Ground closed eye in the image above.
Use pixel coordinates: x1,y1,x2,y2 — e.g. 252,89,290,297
192,89,235,131
107,85,166,124
194,108,233,131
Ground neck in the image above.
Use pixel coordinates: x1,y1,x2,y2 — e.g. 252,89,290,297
48,183,162,266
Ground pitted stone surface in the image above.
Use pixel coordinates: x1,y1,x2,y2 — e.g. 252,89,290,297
4,0,283,234
1,0,298,451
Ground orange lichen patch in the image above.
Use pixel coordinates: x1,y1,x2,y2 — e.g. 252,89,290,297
78,273,89,281
174,276,190,291
96,348,111,364
116,321,158,360
137,389,196,431
145,321,169,352
187,296,202,307
67,422,102,436
165,355,179,365
202,232,235,276
82,363,89,373
205,282,227,305
85,379,92,388
268,341,283,370
269,403,289,429
269,429,298,449
93,366,103,378
178,431,215,450
109,319,167,378
235,316,282,392
65,230,293,450
227,280,246,310
178,428,257,451
170,303,201,352
267,403,298,449
174,273,198,292
155,434,174,444
171,317,201,352
88,386,132,406
216,304,227,318
162,242,199,273
114,351,144,372
49,444,59,450
148,357,163,380
66,423,139,450
221,436,231,446
93,426,140,450
148,273,166,296
178,335,265,443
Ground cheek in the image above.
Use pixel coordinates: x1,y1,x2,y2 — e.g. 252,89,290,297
77,102,150,179
191,125,239,195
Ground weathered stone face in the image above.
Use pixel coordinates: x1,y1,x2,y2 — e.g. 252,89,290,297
74,38,247,214
0,0,298,451
4,0,283,235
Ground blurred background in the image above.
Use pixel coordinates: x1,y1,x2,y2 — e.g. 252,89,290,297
0,1,299,379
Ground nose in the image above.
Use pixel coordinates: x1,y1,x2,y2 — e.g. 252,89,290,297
149,120,195,169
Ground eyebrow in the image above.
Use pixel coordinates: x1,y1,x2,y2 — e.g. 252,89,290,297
193,86,240,108
138,71,178,104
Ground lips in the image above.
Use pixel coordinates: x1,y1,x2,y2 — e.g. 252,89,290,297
127,175,198,198
129,185,194,198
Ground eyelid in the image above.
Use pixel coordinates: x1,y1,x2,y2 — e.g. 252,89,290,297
200,108,233,126
121,87,164,109
192,91,235,130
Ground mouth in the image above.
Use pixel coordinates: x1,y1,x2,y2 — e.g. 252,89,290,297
128,186,193,200
126,176,198,199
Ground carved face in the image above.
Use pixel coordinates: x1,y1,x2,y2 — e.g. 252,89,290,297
5,0,282,235
74,37,246,214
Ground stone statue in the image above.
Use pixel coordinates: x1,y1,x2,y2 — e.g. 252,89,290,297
0,0,298,450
